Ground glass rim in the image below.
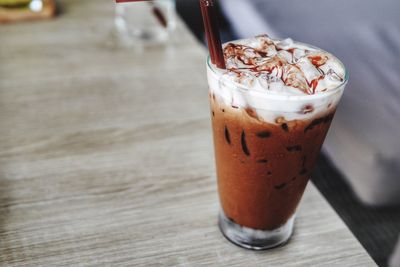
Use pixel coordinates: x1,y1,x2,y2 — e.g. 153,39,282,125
207,39,349,102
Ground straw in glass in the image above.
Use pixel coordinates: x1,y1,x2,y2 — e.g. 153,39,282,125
199,0,226,69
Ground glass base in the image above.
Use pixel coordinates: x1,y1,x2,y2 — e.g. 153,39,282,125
218,211,295,250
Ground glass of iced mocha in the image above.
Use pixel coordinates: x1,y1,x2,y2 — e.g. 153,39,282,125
207,35,348,250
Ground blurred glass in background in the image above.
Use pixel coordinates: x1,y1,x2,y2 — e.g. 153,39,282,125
115,0,176,46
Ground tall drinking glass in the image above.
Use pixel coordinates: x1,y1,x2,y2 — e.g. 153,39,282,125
207,39,348,250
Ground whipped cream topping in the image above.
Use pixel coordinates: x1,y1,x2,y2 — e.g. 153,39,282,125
207,36,347,123
220,35,346,96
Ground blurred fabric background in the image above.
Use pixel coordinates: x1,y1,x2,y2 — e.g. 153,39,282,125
176,0,400,266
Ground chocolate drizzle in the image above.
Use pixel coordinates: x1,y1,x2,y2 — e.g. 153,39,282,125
286,145,302,152
299,168,308,176
281,123,289,132
256,131,272,138
241,130,250,156
275,183,287,190
304,114,334,132
299,156,308,175
224,126,231,145
222,36,345,95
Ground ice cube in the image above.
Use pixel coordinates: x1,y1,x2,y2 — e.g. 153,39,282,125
277,50,293,63
263,44,278,57
253,36,277,56
258,73,282,90
276,38,294,50
244,47,259,59
282,65,309,94
234,71,256,88
256,55,287,73
292,48,306,63
314,77,329,93
319,58,345,80
326,69,344,83
225,57,238,70
296,57,322,84
257,35,274,47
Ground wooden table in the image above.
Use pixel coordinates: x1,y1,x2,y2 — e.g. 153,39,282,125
0,0,376,266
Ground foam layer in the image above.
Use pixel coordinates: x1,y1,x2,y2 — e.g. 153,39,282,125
207,35,347,122
222,35,346,95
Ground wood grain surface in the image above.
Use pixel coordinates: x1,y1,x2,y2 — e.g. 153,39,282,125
0,0,56,24
0,0,376,266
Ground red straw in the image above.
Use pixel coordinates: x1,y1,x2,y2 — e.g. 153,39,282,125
199,0,226,69
200,2,215,64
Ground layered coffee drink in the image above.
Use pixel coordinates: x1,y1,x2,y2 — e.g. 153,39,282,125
207,35,347,249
